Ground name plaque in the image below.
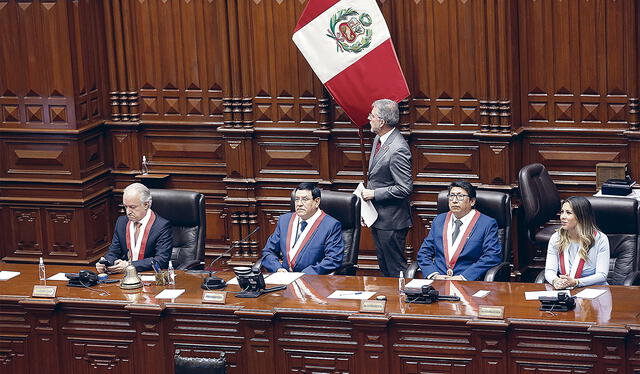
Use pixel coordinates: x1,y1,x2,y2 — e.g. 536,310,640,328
32,285,57,298
202,291,227,304
360,299,386,313
478,305,504,319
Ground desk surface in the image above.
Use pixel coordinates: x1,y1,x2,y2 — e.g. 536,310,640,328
1,262,638,328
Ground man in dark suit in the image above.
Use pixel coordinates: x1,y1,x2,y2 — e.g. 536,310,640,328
416,181,501,281
260,182,344,275
361,99,413,278
96,183,173,273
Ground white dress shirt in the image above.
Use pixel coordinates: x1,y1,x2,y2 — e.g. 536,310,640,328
129,209,152,260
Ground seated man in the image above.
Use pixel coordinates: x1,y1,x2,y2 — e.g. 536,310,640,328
416,181,501,280
260,182,344,275
96,183,173,273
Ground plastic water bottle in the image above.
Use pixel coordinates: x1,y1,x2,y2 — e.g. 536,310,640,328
38,257,46,281
168,260,175,285
141,155,149,175
398,271,405,295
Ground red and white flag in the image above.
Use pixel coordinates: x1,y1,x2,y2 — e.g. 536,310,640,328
293,0,409,126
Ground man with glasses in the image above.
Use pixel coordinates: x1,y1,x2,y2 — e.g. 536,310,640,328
361,99,413,277
416,181,501,280
260,182,344,274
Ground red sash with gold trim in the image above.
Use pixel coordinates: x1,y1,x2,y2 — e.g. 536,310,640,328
288,212,327,271
125,211,156,261
442,210,481,276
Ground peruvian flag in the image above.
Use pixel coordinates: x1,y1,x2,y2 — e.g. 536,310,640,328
293,0,410,127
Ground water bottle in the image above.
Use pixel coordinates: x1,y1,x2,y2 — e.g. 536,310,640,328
141,155,149,175
38,257,46,281
168,260,175,285
398,271,405,295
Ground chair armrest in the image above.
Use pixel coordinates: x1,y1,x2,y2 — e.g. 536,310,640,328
534,269,546,283
176,260,204,270
483,262,511,282
405,262,419,278
330,262,357,276
623,271,640,286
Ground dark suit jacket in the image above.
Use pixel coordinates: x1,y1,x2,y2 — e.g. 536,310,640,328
104,213,173,272
367,129,413,230
416,212,502,281
260,212,344,275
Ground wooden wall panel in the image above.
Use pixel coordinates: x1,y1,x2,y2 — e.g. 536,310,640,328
1,0,639,275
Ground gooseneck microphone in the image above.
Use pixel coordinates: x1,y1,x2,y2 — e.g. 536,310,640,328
201,226,260,290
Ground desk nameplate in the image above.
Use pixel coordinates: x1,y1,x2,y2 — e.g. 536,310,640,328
360,299,386,313
202,291,227,304
32,285,57,298
478,305,504,319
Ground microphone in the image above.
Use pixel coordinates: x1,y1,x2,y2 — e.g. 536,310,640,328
201,226,260,290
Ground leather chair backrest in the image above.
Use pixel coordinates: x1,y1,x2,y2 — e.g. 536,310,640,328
518,163,561,229
290,190,361,275
174,350,226,374
585,196,640,285
437,189,511,260
150,189,206,269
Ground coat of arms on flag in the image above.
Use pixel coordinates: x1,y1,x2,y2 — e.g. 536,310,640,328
293,0,409,127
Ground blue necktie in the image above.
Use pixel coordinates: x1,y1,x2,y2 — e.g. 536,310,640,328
295,221,308,244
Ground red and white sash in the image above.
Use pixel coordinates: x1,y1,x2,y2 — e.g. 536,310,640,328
285,212,327,271
442,210,481,276
125,211,156,261
559,231,599,278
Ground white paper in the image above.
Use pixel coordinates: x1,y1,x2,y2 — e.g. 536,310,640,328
525,290,571,301
225,277,239,285
264,272,304,285
47,272,70,281
327,290,375,300
140,275,156,282
575,288,607,299
155,289,185,299
0,271,20,281
404,279,433,289
472,290,490,298
353,183,378,227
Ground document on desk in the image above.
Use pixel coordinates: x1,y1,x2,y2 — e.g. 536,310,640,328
575,288,607,299
404,279,433,289
353,183,378,227
264,272,304,285
0,271,20,281
47,272,70,281
225,277,238,285
140,275,156,282
155,289,185,299
328,290,375,300
524,290,571,300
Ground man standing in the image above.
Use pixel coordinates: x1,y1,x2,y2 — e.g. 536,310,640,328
361,99,413,277
96,183,173,273
260,183,344,275
416,181,501,280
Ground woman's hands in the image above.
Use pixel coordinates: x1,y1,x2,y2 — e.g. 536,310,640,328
552,274,579,289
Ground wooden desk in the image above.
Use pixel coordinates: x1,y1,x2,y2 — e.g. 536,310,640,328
1,263,639,373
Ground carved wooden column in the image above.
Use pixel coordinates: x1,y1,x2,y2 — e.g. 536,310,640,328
19,298,61,374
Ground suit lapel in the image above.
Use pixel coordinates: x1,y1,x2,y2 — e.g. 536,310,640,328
369,130,397,174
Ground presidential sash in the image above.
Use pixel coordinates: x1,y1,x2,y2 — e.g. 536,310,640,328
442,210,481,276
287,212,327,271
125,211,156,261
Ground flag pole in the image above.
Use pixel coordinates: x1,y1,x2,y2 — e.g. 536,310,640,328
358,126,368,185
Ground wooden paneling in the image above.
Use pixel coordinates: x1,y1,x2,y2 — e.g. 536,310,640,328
1,0,639,274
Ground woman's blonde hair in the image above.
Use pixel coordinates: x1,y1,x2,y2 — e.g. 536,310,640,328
556,196,599,260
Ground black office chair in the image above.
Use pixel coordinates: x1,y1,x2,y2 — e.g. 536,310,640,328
406,190,512,281
174,350,226,374
535,196,640,286
518,163,562,249
253,189,361,275
150,189,206,270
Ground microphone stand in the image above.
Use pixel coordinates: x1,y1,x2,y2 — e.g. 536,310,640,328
201,226,260,290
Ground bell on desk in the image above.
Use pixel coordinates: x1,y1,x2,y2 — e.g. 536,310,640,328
120,264,142,290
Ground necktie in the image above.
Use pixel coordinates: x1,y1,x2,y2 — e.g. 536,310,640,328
134,222,142,243
374,141,381,156
452,219,463,243
295,221,308,244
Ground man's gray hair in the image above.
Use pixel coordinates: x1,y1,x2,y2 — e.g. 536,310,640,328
372,99,399,127
123,183,152,207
